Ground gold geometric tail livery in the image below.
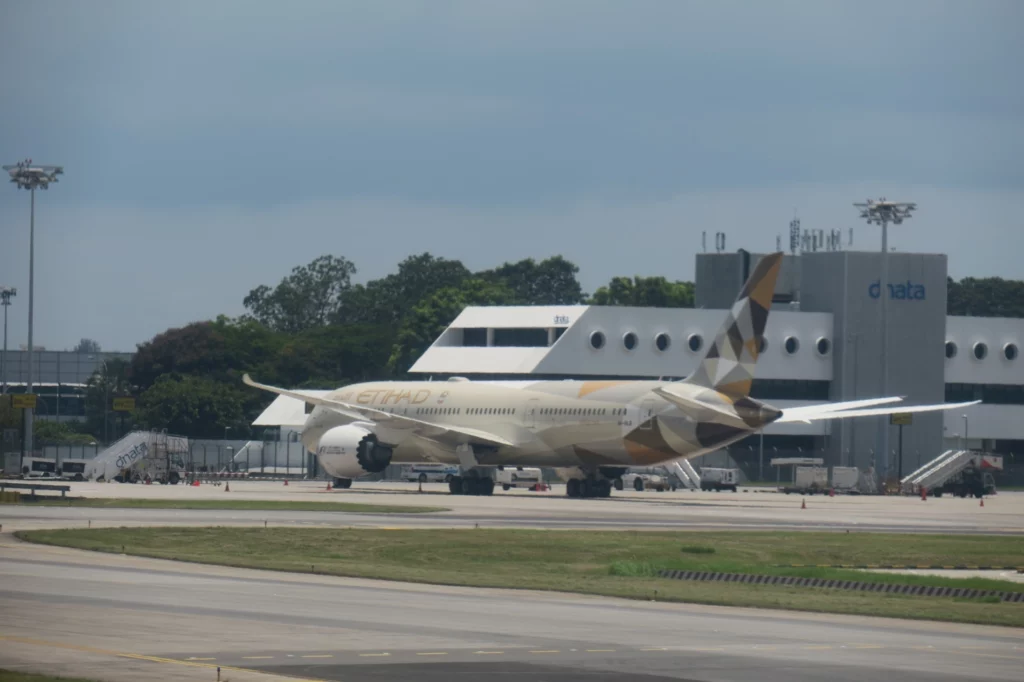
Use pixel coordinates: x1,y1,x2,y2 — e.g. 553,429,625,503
682,252,783,398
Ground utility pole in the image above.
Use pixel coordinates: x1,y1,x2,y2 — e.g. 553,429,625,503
853,198,916,484
0,287,15,395
4,159,63,458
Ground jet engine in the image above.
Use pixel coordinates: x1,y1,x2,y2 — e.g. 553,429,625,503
315,424,394,479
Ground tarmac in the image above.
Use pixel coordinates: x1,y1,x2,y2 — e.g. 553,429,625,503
1,480,1022,534
1,481,1022,681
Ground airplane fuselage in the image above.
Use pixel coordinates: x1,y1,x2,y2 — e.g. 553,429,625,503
303,378,766,479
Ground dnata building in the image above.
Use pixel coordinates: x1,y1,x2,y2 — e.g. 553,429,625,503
408,249,1023,479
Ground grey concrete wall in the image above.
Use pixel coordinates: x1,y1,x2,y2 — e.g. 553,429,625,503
695,252,800,309
800,251,948,475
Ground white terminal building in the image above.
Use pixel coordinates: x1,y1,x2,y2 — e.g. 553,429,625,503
408,249,1023,479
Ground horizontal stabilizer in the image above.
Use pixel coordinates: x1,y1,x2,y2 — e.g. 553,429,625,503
653,386,748,427
777,399,981,424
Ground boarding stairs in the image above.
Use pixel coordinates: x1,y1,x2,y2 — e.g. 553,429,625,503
85,430,189,482
666,459,701,489
900,450,974,494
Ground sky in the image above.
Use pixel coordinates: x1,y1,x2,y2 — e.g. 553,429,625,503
0,0,1021,352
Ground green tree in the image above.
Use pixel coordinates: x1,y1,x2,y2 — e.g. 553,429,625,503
244,255,357,332
338,253,471,326
589,276,695,308
477,255,586,305
85,358,137,442
73,338,101,353
34,419,97,445
388,278,515,374
136,375,249,439
947,276,1024,318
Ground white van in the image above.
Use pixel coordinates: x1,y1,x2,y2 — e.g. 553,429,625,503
402,463,459,483
57,459,89,481
21,457,58,479
494,466,543,490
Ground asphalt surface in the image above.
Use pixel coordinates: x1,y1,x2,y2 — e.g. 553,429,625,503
1,536,1022,682
2,482,1023,681
2,480,1022,535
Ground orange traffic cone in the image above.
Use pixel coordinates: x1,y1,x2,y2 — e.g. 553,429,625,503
921,486,927,501
284,479,288,486
980,497,984,507
326,482,332,491
801,498,806,510
829,488,835,498
225,482,230,492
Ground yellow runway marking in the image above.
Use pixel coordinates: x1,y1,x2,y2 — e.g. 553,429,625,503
0,635,328,682
187,657,217,661
641,647,668,651
417,652,448,656
359,653,391,657
474,651,504,655
301,655,334,659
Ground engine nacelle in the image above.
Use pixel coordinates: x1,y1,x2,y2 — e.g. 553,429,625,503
315,424,394,479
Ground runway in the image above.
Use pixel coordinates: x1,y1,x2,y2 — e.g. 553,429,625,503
2,480,1023,535
1,535,1022,682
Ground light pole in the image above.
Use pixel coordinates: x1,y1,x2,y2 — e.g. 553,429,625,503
854,198,916,482
963,413,969,451
0,287,15,395
4,159,63,458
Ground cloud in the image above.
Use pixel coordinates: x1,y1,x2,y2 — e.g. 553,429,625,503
0,184,1019,351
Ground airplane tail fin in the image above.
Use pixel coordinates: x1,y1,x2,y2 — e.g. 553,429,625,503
681,252,784,399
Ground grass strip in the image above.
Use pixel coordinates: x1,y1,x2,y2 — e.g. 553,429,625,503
2,497,446,513
17,527,1024,627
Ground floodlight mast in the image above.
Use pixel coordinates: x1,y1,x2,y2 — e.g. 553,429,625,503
1,287,16,396
853,198,916,483
3,159,63,458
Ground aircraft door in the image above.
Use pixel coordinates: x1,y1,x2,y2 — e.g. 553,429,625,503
640,399,655,430
524,398,540,430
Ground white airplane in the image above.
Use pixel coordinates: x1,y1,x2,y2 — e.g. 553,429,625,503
244,252,978,498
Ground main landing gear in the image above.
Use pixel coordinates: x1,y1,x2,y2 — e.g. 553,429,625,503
566,477,612,499
448,475,495,496
333,477,352,489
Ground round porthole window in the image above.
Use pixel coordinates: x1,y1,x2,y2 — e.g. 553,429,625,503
757,337,768,354
1004,343,1018,361
589,331,606,350
687,334,703,353
973,342,988,360
623,332,638,351
816,337,831,356
655,333,671,352
784,336,800,355
945,341,957,359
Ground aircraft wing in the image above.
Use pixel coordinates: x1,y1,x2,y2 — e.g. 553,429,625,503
777,398,980,424
242,374,515,448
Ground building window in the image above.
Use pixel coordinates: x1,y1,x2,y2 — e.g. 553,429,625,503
687,334,703,353
493,328,549,347
973,342,988,360
655,333,671,352
815,337,831,356
1005,343,1019,361
589,331,606,350
462,328,487,347
623,332,638,351
784,336,800,355
757,337,767,354
945,341,957,359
